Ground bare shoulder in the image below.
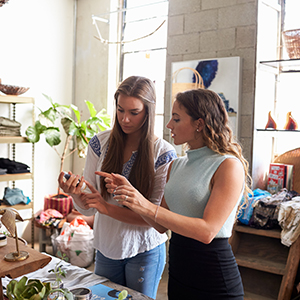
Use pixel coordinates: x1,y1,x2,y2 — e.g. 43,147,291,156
215,157,244,181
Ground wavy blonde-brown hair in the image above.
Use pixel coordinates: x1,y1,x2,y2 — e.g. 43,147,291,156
175,89,252,202
100,76,156,199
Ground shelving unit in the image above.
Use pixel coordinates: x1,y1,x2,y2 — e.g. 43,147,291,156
259,58,300,73
230,224,300,300
0,95,35,248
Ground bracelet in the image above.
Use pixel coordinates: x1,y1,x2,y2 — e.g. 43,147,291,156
154,205,160,222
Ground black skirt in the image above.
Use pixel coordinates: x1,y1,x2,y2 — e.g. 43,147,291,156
168,232,244,300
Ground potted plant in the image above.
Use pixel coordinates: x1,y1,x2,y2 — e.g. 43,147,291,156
6,255,73,300
25,94,110,215
26,94,110,182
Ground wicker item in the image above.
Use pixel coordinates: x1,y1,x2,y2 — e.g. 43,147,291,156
0,83,29,95
172,67,204,104
282,29,300,59
273,147,300,193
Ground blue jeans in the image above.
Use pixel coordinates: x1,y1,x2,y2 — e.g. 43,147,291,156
94,243,166,299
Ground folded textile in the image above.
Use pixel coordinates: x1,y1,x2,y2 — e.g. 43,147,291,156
278,196,300,247
0,158,30,174
0,126,21,136
38,209,64,227
0,117,21,128
249,189,296,229
0,168,7,175
238,188,271,225
7,168,30,174
2,187,31,205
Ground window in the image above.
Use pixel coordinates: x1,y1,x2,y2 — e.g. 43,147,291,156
120,0,169,138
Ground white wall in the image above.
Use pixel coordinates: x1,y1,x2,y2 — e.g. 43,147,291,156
72,0,111,176
0,0,75,239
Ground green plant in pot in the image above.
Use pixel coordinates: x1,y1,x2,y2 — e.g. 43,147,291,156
6,255,73,300
25,94,111,209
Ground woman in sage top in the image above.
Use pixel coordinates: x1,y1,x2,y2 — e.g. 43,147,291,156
101,88,252,299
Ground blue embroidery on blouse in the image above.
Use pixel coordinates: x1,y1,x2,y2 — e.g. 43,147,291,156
122,152,138,179
90,135,101,157
155,150,177,170
121,150,177,177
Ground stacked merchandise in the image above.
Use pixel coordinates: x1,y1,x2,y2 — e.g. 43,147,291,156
0,117,21,136
238,189,300,247
0,158,30,174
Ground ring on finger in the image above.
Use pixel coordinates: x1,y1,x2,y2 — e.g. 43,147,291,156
125,195,128,201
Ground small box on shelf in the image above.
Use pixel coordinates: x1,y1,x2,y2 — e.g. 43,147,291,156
267,163,294,194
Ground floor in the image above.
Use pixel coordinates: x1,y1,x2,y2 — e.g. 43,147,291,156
34,242,168,299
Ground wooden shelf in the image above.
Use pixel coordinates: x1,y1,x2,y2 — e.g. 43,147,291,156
230,223,300,300
0,95,34,104
234,224,281,239
0,173,33,182
0,202,33,210
244,291,275,300
235,254,286,275
0,136,29,143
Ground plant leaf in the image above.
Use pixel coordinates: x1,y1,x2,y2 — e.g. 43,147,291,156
25,126,41,143
61,117,73,135
70,104,81,123
118,290,128,300
44,128,61,147
42,94,54,105
39,107,58,126
85,100,97,118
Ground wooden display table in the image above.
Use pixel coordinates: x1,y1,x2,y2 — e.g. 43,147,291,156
0,237,52,300
0,242,153,300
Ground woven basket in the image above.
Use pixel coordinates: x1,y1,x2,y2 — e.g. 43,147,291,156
282,29,300,59
172,67,204,104
273,147,300,193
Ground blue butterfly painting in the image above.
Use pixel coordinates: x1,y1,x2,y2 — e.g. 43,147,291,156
193,60,218,88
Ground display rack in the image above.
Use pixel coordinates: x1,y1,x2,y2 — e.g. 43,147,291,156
230,224,300,300
0,95,35,248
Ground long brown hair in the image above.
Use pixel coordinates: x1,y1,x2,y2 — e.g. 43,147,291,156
100,76,156,199
175,88,252,199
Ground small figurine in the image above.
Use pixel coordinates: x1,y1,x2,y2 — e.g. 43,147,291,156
265,111,277,129
284,112,298,130
0,207,29,261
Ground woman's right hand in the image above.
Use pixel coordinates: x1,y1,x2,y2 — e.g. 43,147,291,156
58,171,85,195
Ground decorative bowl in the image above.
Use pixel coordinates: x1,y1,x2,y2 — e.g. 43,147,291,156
0,83,30,95
0,0,10,7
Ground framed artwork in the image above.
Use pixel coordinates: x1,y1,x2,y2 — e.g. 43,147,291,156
171,57,241,140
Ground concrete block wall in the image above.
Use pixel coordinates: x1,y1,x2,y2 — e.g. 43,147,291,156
164,0,258,170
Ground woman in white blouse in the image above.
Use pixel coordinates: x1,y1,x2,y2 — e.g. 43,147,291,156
58,76,177,299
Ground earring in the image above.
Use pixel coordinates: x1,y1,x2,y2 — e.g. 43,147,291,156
196,129,199,132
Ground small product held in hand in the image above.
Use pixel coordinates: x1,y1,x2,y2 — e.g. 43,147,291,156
63,172,86,191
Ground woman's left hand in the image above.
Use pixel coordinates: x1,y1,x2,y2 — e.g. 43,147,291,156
95,171,132,194
111,174,153,215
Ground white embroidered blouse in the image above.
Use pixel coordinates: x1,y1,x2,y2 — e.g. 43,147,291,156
73,130,177,259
